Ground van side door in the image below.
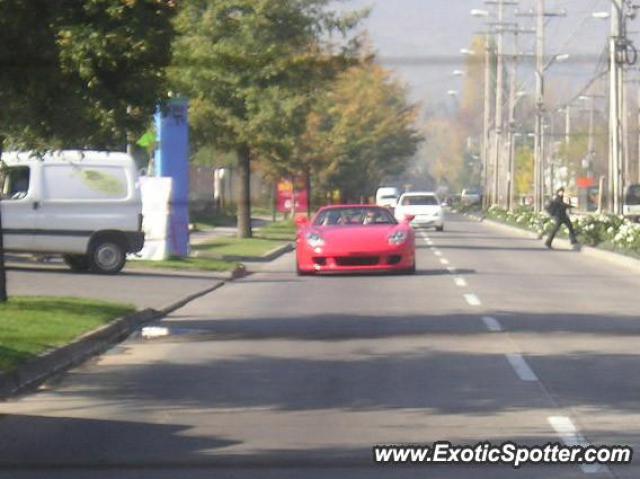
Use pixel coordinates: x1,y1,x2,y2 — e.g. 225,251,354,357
33,163,134,255
0,165,38,252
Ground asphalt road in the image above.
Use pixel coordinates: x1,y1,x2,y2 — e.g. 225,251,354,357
6,264,223,310
1,213,639,478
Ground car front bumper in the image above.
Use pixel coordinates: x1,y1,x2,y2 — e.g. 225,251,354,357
297,245,415,274
411,217,443,228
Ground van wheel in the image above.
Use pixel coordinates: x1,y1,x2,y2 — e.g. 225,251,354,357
63,255,90,272
89,239,126,274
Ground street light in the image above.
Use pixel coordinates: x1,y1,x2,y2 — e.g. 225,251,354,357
460,48,476,56
447,90,459,97
592,11,610,20
544,53,570,71
452,70,465,77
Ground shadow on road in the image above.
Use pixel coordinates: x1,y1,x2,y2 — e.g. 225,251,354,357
0,414,238,468
37,310,640,416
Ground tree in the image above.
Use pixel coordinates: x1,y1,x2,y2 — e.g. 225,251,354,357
418,117,466,190
169,0,362,238
0,0,176,301
459,35,491,133
299,62,422,202
0,0,175,149
515,145,534,197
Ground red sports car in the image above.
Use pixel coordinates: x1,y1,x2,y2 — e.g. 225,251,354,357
295,205,416,275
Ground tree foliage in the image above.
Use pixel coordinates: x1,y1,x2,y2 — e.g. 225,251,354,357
169,0,363,236
515,145,534,196
298,62,422,201
0,0,176,149
418,117,466,190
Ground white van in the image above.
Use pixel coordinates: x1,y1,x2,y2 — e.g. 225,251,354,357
0,150,144,274
376,187,401,209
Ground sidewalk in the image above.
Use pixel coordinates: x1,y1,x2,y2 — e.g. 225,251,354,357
191,217,272,245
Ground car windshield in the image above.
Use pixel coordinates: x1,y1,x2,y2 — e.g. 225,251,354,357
313,207,397,226
401,195,438,206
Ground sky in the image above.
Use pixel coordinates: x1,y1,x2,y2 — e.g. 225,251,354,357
338,0,618,109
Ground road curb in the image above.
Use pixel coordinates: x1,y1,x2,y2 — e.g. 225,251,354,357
195,242,295,263
123,263,245,280
0,281,226,400
476,215,640,273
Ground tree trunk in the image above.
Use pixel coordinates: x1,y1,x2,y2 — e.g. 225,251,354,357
305,169,312,217
271,182,277,222
0,137,7,302
237,146,252,238
290,175,296,218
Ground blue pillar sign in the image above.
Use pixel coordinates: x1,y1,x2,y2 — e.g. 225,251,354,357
154,98,190,257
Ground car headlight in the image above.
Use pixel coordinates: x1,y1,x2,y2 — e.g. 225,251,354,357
306,232,325,248
388,231,408,245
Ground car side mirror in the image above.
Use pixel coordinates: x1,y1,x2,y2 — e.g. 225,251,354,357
403,215,415,223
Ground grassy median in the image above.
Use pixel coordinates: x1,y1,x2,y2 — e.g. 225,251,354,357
192,220,296,259
127,220,296,272
0,297,135,373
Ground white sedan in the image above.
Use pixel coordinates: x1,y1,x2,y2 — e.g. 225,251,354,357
394,192,445,231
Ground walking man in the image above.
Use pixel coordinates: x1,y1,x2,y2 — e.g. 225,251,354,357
545,187,578,249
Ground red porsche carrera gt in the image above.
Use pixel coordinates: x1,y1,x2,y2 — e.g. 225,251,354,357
295,205,416,275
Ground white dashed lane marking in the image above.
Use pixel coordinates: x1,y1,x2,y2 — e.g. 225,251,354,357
482,316,503,332
464,293,481,306
434,250,442,257
505,354,538,382
440,258,450,265
548,416,610,475
454,277,467,287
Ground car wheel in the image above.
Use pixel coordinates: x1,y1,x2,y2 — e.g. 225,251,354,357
435,225,444,232
63,254,90,272
89,239,126,274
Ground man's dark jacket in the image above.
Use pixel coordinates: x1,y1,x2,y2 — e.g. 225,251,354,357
547,196,571,220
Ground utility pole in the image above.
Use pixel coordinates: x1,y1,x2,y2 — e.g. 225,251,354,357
492,0,505,207
623,80,631,184
638,83,640,182
517,1,566,212
534,0,545,212
482,34,494,209
474,2,521,208
588,96,596,178
564,105,571,147
506,31,519,210
609,0,624,214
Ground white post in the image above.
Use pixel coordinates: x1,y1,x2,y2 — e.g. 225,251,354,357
493,0,505,206
534,0,545,212
483,33,493,209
